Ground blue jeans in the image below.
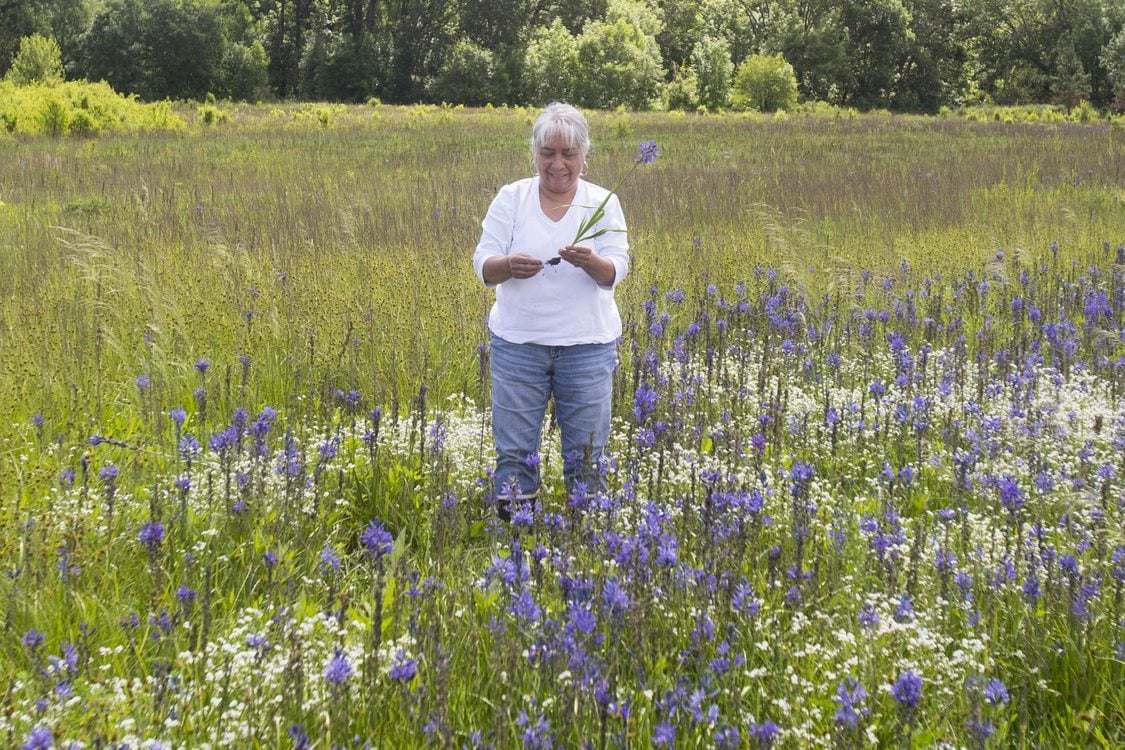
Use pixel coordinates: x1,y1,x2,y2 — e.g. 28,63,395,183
490,333,617,500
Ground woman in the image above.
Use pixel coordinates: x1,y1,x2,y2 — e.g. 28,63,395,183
473,102,629,516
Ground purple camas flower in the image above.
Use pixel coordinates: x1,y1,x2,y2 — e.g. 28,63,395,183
713,726,740,749
894,593,915,622
318,438,338,461
176,585,196,604
360,519,393,560
324,650,352,686
652,722,676,746
748,720,780,748
178,434,201,461
835,677,869,729
510,590,541,623
173,474,191,492
319,545,341,573
137,521,164,549
22,628,45,652
996,474,1026,514
195,357,210,374
639,139,660,165
98,463,118,482
984,678,1009,706
209,426,236,453
21,726,52,750
288,724,310,750
890,670,923,710
170,406,187,428
632,382,658,422
246,632,269,651
388,649,418,681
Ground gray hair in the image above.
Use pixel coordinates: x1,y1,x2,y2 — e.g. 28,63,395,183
530,102,590,159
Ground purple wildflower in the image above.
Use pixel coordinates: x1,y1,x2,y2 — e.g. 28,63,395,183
388,650,418,681
21,726,53,750
749,720,780,748
890,670,923,710
652,722,676,746
324,650,352,685
361,519,394,560
22,629,45,652
137,521,164,549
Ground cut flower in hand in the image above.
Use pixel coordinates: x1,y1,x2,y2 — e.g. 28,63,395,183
570,139,659,247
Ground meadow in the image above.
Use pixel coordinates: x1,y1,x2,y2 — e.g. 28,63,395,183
0,104,1123,748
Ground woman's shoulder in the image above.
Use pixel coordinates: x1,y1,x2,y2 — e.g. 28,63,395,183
580,179,615,204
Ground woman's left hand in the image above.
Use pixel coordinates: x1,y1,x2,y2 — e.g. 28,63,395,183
559,245,595,269
560,245,616,286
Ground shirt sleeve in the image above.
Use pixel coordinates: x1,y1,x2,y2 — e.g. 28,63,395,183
473,185,516,288
593,192,629,290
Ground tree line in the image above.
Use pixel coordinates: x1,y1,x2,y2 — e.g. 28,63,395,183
3,0,1124,112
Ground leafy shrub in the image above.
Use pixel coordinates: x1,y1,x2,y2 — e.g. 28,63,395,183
0,80,185,135
660,64,698,111
39,95,69,135
198,104,229,126
732,54,798,112
6,34,64,86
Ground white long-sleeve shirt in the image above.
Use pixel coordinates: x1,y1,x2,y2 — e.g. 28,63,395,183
473,177,630,346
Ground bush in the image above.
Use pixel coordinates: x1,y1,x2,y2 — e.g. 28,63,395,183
0,80,184,135
731,54,798,112
6,34,64,86
660,64,698,111
198,104,229,126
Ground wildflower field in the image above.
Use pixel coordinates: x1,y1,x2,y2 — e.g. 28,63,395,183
0,105,1123,748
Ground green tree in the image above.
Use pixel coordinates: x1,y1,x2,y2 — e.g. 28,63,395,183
6,33,64,85
692,34,733,109
144,0,226,100
656,0,702,71
895,0,967,111
1103,27,1125,109
731,52,797,110
524,19,580,105
0,0,87,76
838,0,916,109
772,0,849,103
574,16,663,109
77,0,148,96
1050,40,1092,108
219,40,270,100
428,39,496,105
962,0,1114,107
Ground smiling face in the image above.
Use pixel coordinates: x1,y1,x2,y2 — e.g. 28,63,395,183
536,135,585,200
